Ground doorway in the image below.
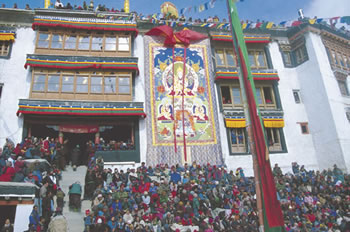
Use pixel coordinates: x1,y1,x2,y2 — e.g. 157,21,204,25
63,132,95,165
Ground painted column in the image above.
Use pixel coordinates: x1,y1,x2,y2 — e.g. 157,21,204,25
58,132,63,144
95,132,100,144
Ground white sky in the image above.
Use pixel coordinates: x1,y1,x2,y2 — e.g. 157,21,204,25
305,0,350,18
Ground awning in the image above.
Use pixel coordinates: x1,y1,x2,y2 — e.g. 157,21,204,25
24,54,139,73
0,31,15,41
32,16,138,36
17,99,146,118
225,117,246,128
225,116,284,128
216,70,279,81
263,118,285,128
211,33,270,43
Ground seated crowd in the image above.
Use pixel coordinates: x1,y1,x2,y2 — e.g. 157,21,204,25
1,136,350,231
83,161,350,232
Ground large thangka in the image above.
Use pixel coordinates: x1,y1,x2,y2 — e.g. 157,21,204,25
144,36,223,166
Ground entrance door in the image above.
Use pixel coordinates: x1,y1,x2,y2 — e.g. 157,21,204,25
63,132,95,165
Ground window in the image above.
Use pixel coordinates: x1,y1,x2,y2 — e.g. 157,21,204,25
76,76,89,93
248,50,267,69
337,79,349,96
293,90,301,103
118,37,130,51
266,128,282,151
282,51,292,67
47,75,60,92
64,35,77,49
31,71,132,99
104,77,116,93
91,77,102,93
294,45,308,65
118,77,130,94
32,74,46,92
78,35,90,50
346,109,350,123
215,49,236,68
91,36,103,51
221,86,232,104
105,37,117,51
36,31,131,54
37,33,50,48
0,41,10,56
0,83,3,99
298,122,309,134
61,75,74,92
220,85,243,108
229,128,247,153
255,86,276,109
51,34,63,49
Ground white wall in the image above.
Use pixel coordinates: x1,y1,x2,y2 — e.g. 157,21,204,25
0,27,35,146
269,41,319,173
14,204,33,232
306,33,350,171
296,32,346,171
133,35,147,164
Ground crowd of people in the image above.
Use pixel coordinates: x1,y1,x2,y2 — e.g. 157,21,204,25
83,160,350,232
0,137,70,231
1,135,350,231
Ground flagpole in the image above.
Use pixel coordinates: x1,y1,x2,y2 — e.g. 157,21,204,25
226,1,264,231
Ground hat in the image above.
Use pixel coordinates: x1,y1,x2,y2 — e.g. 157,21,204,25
97,218,102,224
85,209,90,216
98,194,103,198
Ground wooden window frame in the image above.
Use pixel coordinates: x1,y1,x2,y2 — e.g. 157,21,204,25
215,48,236,68
0,41,11,57
220,84,243,109
117,36,131,52
255,85,277,109
266,128,282,152
117,75,132,95
35,30,131,56
248,50,268,69
30,70,132,100
229,128,247,153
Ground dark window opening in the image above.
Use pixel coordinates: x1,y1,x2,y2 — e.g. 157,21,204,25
299,123,309,134
263,87,273,104
293,90,301,103
221,86,232,104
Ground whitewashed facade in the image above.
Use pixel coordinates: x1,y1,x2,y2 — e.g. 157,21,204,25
0,8,349,174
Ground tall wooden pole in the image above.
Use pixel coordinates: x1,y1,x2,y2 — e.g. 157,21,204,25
226,1,264,231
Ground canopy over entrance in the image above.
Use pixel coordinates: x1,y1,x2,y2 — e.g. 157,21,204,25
17,99,146,117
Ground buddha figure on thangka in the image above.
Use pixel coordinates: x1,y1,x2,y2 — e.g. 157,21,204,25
150,45,217,146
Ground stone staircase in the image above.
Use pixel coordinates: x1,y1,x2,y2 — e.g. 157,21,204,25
59,165,91,231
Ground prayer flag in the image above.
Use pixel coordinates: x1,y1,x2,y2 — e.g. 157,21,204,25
266,22,274,29
292,21,302,27
227,1,285,231
341,16,350,25
309,19,316,25
316,18,323,24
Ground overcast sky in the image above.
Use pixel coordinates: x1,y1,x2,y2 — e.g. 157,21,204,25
0,0,349,24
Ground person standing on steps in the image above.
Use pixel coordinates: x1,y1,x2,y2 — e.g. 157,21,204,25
69,181,82,211
71,145,81,171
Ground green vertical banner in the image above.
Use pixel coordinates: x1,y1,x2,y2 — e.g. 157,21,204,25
226,0,286,231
